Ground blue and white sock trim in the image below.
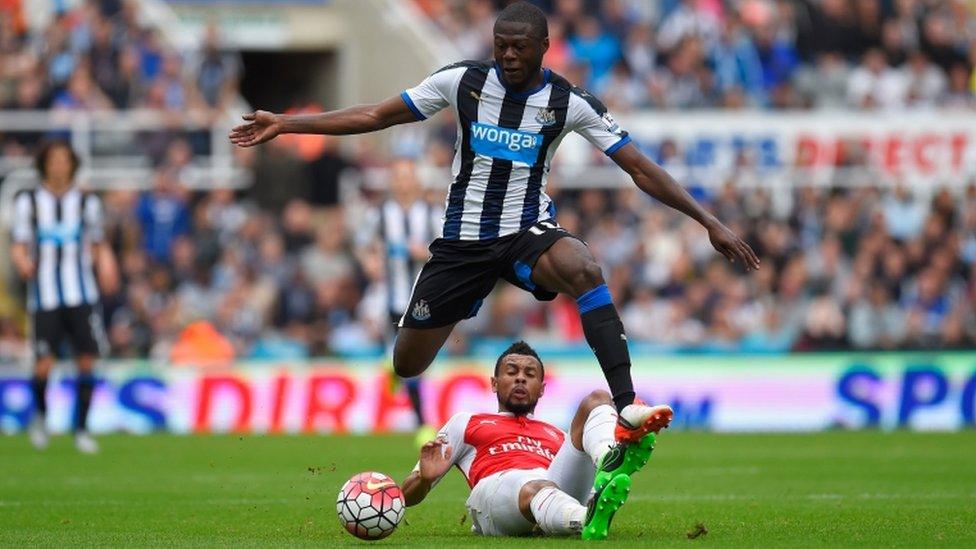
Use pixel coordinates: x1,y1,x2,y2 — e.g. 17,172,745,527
576,284,613,314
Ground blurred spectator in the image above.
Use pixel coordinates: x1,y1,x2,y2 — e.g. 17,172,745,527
137,169,190,262
413,0,976,113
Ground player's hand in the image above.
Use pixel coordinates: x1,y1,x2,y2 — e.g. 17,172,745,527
229,110,282,147
706,220,760,271
14,258,35,280
417,438,452,483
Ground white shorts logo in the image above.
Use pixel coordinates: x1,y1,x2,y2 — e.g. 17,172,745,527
411,299,431,321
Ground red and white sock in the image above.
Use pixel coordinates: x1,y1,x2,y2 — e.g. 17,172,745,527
530,486,587,535
582,404,618,466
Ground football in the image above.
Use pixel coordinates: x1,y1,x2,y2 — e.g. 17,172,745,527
336,471,405,540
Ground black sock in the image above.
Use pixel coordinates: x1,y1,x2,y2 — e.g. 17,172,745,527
577,285,635,412
30,376,48,417
74,374,95,432
404,378,425,426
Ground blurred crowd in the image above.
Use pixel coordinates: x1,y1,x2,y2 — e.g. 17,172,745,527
1,0,975,363
4,154,971,363
415,0,976,111
0,0,241,156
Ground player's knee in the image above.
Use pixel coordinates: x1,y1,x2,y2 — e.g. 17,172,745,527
392,343,424,378
580,390,612,414
570,262,605,296
518,480,558,516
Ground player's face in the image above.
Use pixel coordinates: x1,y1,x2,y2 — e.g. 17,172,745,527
492,21,548,89
44,146,75,187
492,353,545,416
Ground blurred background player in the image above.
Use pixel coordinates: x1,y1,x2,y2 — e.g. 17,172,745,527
10,140,118,454
361,158,442,444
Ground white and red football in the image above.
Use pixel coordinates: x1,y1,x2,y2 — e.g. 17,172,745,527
336,471,405,540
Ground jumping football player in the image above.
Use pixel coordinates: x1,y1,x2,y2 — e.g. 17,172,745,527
10,140,118,453
401,341,664,540
229,2,759,443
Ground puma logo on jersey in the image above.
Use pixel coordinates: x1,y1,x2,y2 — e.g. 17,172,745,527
469,90,482,102
479,419,497,425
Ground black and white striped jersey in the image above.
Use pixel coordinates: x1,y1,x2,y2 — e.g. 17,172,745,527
364,199,442,316
400,61,631,241
11,186,105,312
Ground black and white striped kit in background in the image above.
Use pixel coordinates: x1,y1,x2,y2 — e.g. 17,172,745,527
372,199,442,317
12,186,105,312
401,60,632,242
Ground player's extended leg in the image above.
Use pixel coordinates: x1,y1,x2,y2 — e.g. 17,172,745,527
392,324,457,378
532,238,634,410
532,238,672,441
73,354,98,453
28,356,53,450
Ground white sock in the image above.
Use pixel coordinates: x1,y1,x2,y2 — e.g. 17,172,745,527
582,404,618,466
529,486,587,535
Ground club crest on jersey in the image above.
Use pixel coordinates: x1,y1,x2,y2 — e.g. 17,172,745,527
534,108,556,126
469,122,543,166
411,299,431,321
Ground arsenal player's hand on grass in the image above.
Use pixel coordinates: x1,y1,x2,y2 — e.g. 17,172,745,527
419,438,453,482
402,438,453,507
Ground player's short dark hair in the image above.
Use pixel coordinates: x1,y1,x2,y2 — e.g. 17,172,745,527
494,340,544,379
35,139,80,180
495,1,548,40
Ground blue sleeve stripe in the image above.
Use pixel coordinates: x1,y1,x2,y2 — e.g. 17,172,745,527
400,91,426,121
603,134,631,156
576,284,613,314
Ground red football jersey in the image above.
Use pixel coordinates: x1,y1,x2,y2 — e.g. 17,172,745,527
416,412,566,488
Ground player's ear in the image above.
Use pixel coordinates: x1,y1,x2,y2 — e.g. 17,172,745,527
539,382,545,398
490,376,497,393
540,37,549,55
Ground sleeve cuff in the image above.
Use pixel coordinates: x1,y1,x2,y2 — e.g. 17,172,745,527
603,134,631,156
400,91,426,121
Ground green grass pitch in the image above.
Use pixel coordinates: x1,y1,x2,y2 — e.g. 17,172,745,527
1,432,974,547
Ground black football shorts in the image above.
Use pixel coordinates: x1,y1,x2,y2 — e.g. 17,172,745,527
32,304,107,359
399,219,580,329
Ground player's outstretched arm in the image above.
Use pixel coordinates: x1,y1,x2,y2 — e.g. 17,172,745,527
229,95,420,147
610,143,761,270
402,439,453,507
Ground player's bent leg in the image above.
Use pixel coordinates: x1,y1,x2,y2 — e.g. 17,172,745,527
520,480,587,536
531,239,636,412
533,239,674,442
392,323,456,378
570,390,614,453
